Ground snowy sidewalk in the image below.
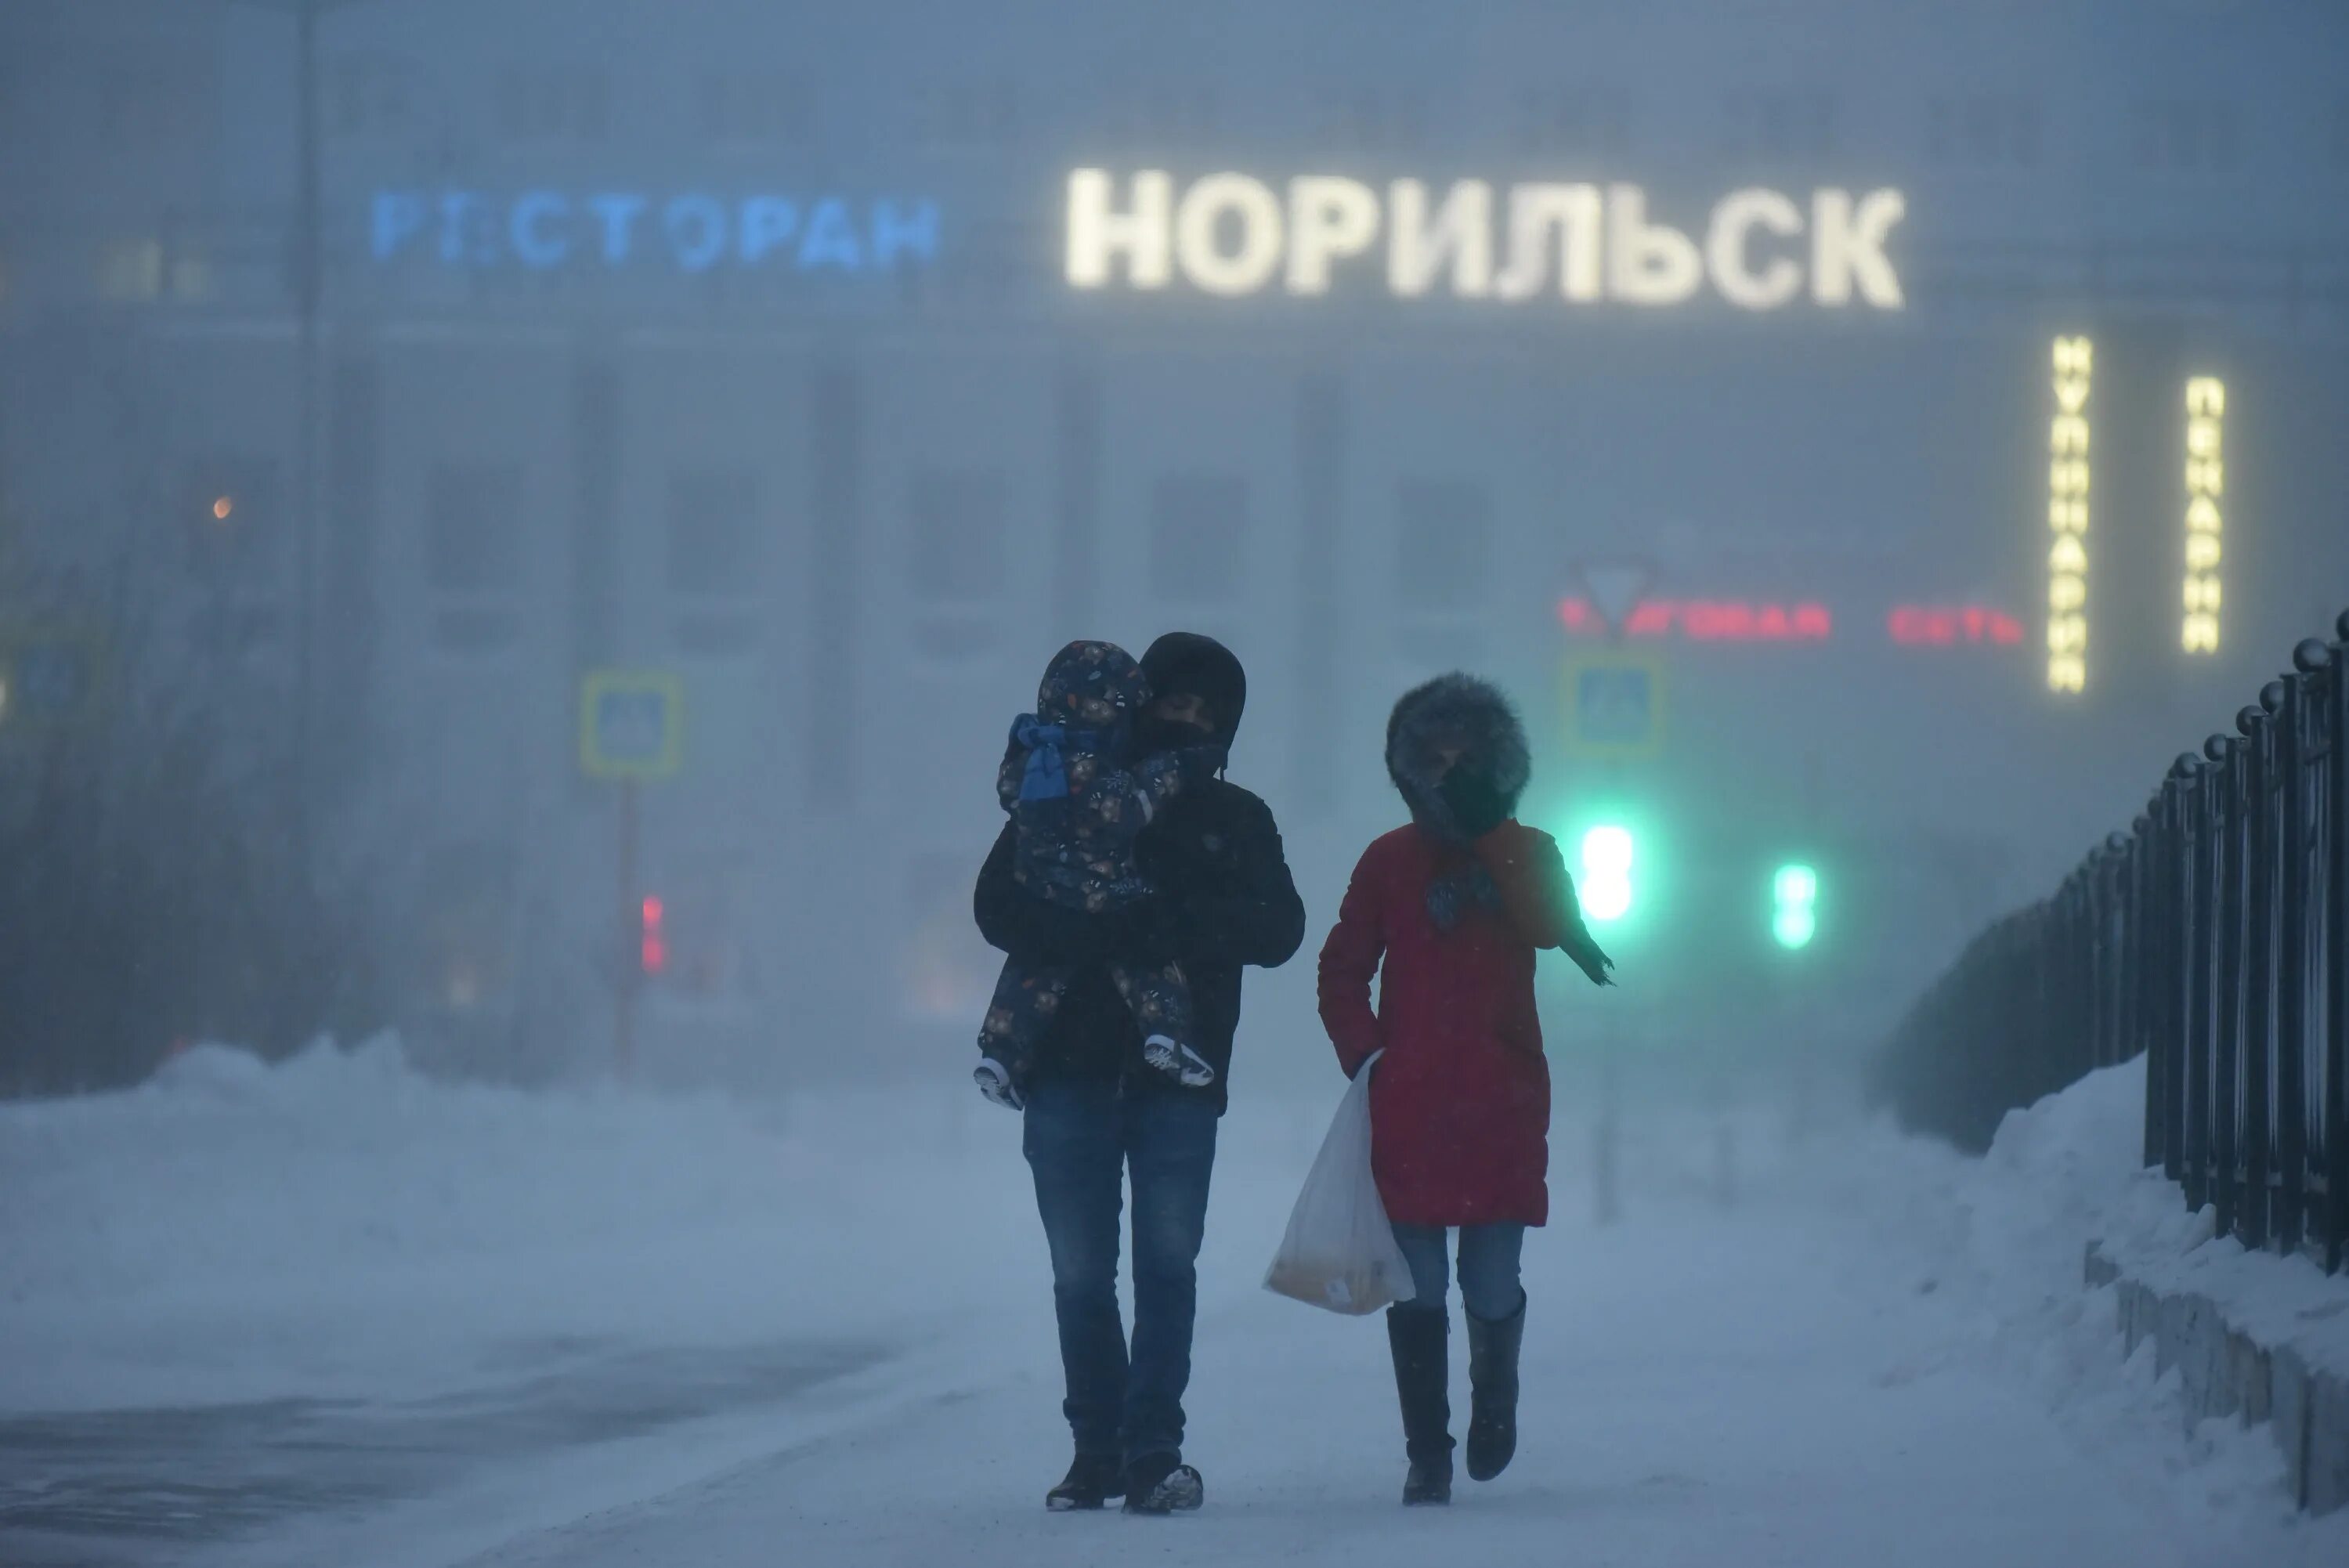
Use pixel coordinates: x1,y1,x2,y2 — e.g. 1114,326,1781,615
9,1041,2347,1568
457,1171,2330,1568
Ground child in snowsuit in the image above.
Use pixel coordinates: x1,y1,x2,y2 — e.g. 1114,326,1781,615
975,640,1227,1110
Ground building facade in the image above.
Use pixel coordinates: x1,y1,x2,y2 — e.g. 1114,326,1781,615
4,0,2347,1083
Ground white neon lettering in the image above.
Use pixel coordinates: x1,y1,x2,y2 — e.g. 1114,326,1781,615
1812,189,1906,309
2047,336,2093,693
1606,185,1701,305
1066,168,1173,289
1387,179,1493,298
1704,189,1804,310
1286,176,1380,294
1495,184,1603,301
1174,172,1284,295
2182,375,2224,654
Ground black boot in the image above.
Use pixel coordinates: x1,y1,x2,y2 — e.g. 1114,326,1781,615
1122,1453,1205,1515
1046,1451,1125,1511
1465,1295,1526,1483
1386,1306,1453,1505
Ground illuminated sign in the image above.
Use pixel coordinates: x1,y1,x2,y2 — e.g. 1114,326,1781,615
371,190,941,273
2182,378,2224,654
1067,171,1905,309
1887,605,2026,647
1562,653,1667,760
2047,337,2092,694
1558,598,1832,642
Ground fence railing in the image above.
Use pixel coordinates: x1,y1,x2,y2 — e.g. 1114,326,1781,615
1881,610,2349,1274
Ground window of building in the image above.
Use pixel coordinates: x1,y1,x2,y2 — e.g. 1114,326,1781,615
918,79,1019,149
428,465,523,591
94,52,210,150
667,469,761,659
1106,83,1222,146
1321,89,1427,154
1924,94,2041,168
667,470,760,598
1720,88,1839,161
1395,480,1491,612
1148,475,1245,605
1510,86,1634,157
331,52,423,141
427,464,522,652
695,69,813,146
2129,99,2239,172
905,468,1008,660
494,63,611,143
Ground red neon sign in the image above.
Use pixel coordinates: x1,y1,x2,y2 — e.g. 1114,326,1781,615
1887,605,2026,647
1558,598,1833,643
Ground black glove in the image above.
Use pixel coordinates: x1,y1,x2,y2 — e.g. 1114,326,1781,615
1439,764,1508,840
1567,930,1616,988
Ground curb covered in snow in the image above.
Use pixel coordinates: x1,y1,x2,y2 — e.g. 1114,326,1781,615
2087,1242,2349,1515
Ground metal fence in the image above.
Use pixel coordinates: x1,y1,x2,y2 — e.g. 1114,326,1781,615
1885,610,2349,1274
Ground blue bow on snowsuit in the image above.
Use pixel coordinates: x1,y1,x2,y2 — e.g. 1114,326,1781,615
1014,715,1119,804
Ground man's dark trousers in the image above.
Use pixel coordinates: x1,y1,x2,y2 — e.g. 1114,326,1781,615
1021,1077,1218,1469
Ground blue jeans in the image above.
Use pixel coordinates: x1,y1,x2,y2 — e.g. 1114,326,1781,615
1391,1223,1527,1322
1022,1079,1219,1467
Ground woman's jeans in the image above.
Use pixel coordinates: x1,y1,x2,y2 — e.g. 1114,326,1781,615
1390,1223,1527,1322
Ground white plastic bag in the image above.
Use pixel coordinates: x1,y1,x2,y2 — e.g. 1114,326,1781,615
1263,1050,1417,1315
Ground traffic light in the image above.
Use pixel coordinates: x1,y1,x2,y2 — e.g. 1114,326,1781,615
1578,825,1636,923
1771,863,1818,950
640,895,669,976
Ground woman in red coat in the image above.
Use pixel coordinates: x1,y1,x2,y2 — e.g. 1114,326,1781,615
1317,673,1614,1506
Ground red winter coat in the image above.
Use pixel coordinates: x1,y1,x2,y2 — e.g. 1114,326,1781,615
1317,821,1577,1228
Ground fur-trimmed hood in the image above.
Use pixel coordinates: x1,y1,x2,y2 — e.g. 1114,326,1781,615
1385,674,1532,843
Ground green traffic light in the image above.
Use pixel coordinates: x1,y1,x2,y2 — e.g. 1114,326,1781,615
1772,862,1818,949
1580,824,1635,923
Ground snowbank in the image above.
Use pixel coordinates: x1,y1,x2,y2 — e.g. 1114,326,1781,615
0,1035,1053,1413
1811,1057,2349,1545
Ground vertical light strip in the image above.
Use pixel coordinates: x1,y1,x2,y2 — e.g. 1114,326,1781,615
2047,336,2093,694
2182,377,2224,654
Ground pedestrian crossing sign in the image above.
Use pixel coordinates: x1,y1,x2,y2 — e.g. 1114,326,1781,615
580,670,685,780
1562,654,1666,760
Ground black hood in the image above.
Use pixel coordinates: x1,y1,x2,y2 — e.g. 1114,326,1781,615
1385,673,1532,844
1140,632,1248,748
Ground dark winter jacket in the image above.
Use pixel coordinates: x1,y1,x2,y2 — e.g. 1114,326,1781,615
974,634,1304,1113
1319,674,1600,1227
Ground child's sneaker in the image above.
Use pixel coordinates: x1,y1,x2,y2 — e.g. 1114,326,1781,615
974,1057,1025,1111
1141,1035,1216,1089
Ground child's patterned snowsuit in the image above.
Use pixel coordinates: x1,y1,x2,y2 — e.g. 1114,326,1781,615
979,641,1222,1090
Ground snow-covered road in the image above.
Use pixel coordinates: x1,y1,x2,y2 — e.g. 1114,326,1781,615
5,1040,2344,1568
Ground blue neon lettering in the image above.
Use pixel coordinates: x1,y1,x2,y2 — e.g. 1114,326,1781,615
439,191,496,264
510,190,570,268
589,193,647,263
738,197,799,263
371,190,425,259
370,189,941,272
870,200,940,267
797,199,864,270
664,193,729,273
